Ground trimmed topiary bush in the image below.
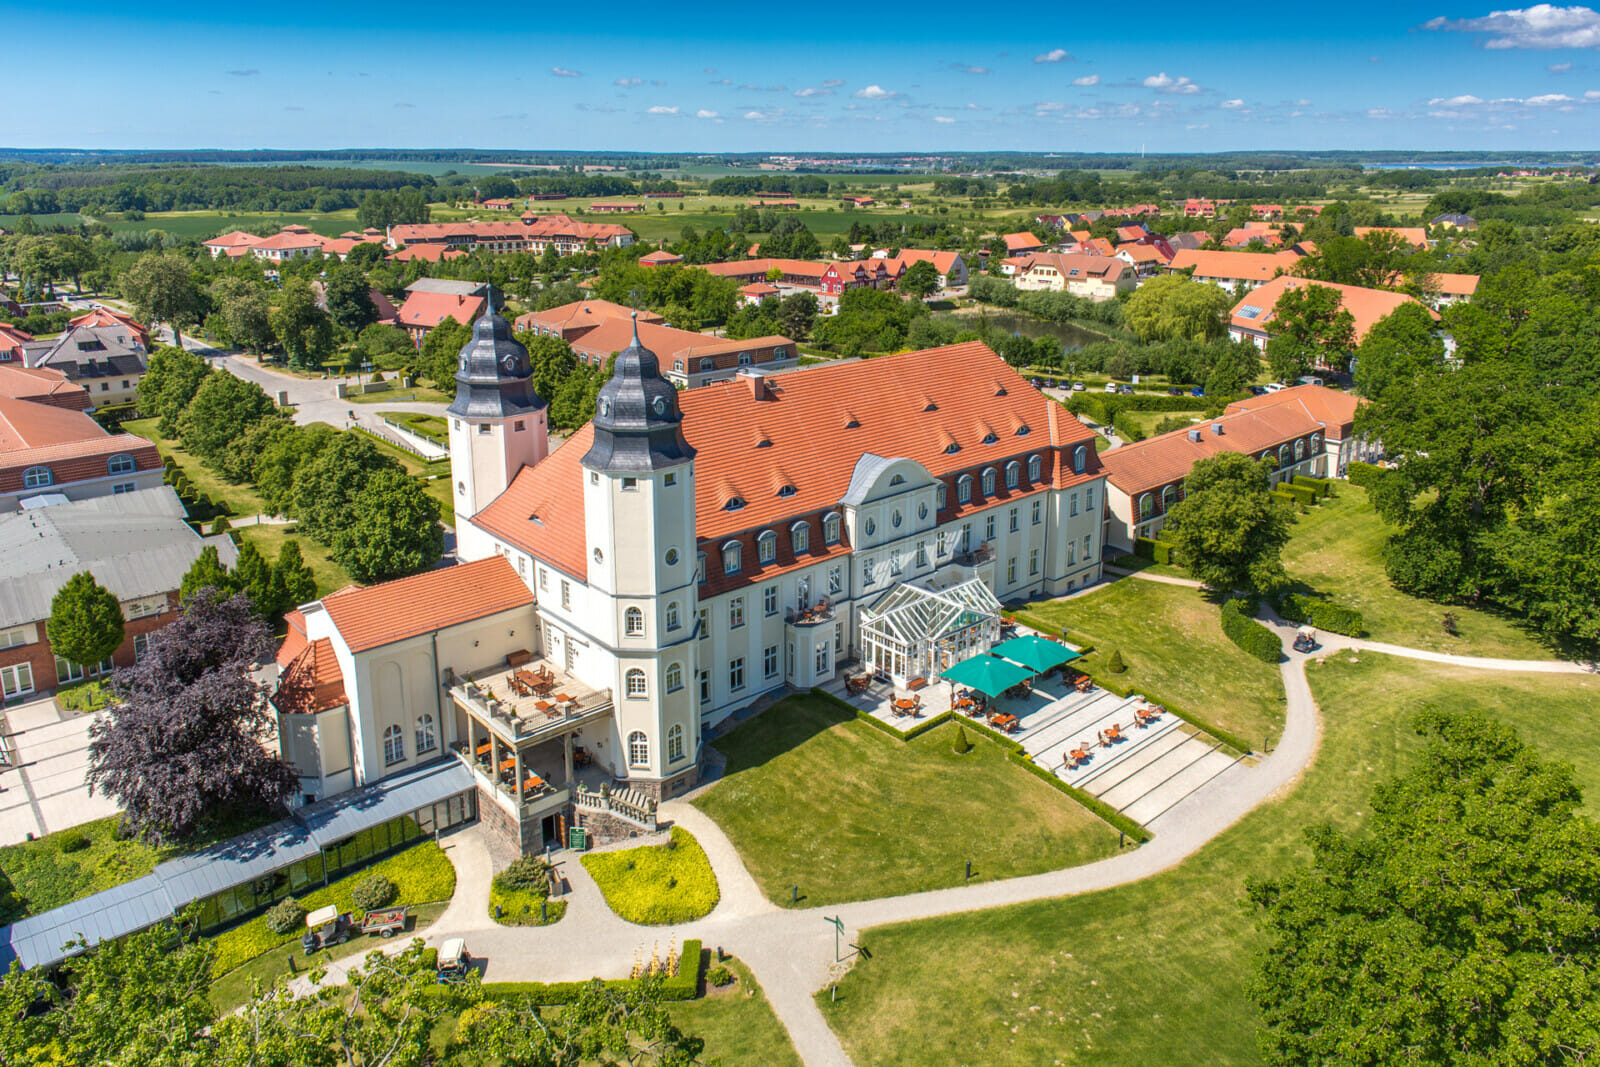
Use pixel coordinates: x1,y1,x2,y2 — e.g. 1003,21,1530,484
952,724,972,754
494,856,551,893
209,516,231,535
1345,461,1385,489
55,830,89,854
1220,599,1282,664
1107,649,1127,674
707,964,734,988
351,873,397,912
265,897,306,935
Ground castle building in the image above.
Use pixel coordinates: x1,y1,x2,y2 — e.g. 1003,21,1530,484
273,305,1108,854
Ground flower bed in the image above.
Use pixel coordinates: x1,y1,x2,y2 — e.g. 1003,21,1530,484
580,827,719,926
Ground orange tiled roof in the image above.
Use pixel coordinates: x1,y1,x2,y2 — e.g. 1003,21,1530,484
387,245,466,263
1224,384,1361,441
394,291,485,330
1229,276,1433,345
0,365,91,410
1099,403,1326,495
515,300,663,334
638,250,684,264
1170,249,1301,282
1431,273,1479,296
701,258,830,281
272,637,348,715
1353,226,1428,249
319,555,534,654
888,249,963,275
0,395,109,451
471,342,1102,585
1023,253,1130,280
203,230,261,248
0,431,159,494
1003,232,1042,253
250,231,325,250
1115,243,1172,265
68,307,149,346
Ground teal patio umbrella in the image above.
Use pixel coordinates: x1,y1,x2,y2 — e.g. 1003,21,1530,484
939,654,1034,699
991,634,1080,675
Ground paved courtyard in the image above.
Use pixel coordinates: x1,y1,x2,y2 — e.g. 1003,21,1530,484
0,699,118,845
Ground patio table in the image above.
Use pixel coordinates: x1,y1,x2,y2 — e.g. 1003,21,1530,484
474,741,492,758
991,713,1019,732
553,692,574,705
498,756,516,774
522,775,545,793
892,698,919,716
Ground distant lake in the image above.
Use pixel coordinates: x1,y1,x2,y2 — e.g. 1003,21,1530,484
971,311,1109,353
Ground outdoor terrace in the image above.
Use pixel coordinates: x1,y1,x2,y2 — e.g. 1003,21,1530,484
445,657,613,747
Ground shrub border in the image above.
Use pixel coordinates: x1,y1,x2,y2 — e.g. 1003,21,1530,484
433,940,705,1005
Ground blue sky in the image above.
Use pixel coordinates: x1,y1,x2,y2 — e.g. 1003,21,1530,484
11,0,1600,150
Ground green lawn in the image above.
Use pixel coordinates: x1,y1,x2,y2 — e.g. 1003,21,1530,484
54,678,116,713
235,522,353,597
693,695,1122,908
1016,579,1286,749
123,417,268,518
347,384,453,404
818,652,1600,1065
581,827,720,925
0,810,278,923
670,957,803,1067
1280,486,1555,659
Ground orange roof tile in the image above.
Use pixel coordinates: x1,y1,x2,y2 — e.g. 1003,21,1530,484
1099,403,1326,495
1353,226,1428,249
387,245,466,262
394,291,485,330
67,307,149,346
515,300,662,334
319,556,534,653
1229,276,1433,345
1170,249,1301,282
0,395,109,451
272,637,348,715
0,365,91,410
471,342,1102,587
203,230,261,248
1003,232,1042,252
1431,273,1479,296
1224,384,1362,441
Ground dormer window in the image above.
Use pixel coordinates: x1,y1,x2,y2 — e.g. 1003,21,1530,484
889,474,905,486
944,442,960,454
777,484,796,497
823,512,841,544
722,542,742,575
1027,454,1041,481
1072,445,1087,474
1005,461,1020,489
107,454,136,476
983,433,998,445
758,531,777,564
725,497,745,511
981,468,996,495
791,521,810,553
957,475,972,504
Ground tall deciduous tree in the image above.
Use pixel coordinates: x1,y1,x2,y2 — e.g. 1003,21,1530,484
120,253,203,349
290,431,400,541
332,468,444,583
179,371,277,463
322,264,379,336
1266,282,1356,380
899,259,941,298
1250,710,1600,1065
137,344,210,437
47,572,125,671
418,317,473,395
88,588,296,842
269,277,334,370
1162,452,1291,594
179,544,235,602
1124,275,1232,342
208,276,274,353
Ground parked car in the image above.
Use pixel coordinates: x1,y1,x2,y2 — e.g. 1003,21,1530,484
1104,382,1119,393
1072,382,1086,391
1031,377,1045,388
1190,386,1205,397
437,938,472,982
1264,382,1287,393
1167,386,1183,395
1248,385,1268,395
1296,375,1325,387
1119,384,1134,394
302,905,353,955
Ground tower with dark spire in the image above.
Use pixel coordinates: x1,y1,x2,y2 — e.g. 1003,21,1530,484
580,314,695,473
579,313,701,797
446,291,550,531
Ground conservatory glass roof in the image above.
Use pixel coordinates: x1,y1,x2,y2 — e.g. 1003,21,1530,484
860,576,1003,646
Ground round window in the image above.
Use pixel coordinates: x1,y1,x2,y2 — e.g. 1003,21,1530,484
864,517,876,536
593,547,605,564
665,547,680,566
891,510,903,529
652,396,667,416
598,398,611,418
918,503,929,520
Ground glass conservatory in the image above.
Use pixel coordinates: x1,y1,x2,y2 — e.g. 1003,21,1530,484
858,576,1004,685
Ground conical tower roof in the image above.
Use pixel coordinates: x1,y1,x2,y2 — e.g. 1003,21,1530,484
580,314,694,473
445,291,546,419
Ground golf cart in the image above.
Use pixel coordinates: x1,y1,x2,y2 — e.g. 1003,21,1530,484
1293,626,1318,653
437,937,471,983
302,904,353,955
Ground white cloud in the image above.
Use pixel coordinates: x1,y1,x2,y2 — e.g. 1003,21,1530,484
934,115,956,123
1034,48,1074,63
954,64,990,74
966,102,989,111
854,84,897,98
1367,107,1397,118
696,109,720,120
1294,98,1311,106
1422,5,1600,49
1072,74,1100,86
614,77,642,86
710,78,731,85
744,110,765,119
1588,88,1600,97
794,87,832,97
822,79,845,88
1429,94,1486,104
1526,91,1575,102
1034,101,1066,111
1143,72,1201,93
646,105,679,115
551,67,581,77
1220,98,1246,109
1550,60,1574,69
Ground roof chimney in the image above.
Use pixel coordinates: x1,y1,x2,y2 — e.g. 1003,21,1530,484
1187,429,1202,443
738,366,771,400
1212,422,1224,435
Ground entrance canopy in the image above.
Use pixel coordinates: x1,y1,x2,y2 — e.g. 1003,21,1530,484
940,654,1034,698
992,634,1080,675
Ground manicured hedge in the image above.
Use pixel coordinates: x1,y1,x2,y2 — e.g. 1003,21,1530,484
445,941,704,1005
1220,598,1283,666
1345,461,1386,488
1136,538,1180,566
809,686,955,741
1282,482,1318,507
1291,475,1332,499
1276,593,1365,637
1269,489,1299,513
580,828,719,925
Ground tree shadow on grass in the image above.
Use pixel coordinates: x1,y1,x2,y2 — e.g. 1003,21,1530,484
703,696,858,776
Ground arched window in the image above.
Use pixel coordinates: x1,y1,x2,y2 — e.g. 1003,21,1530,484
758,530,777,564
22,466,52,489
628,730,649,767
625,607,645,636
981,468,996,495
937,482,948,509
1310,432,1322,453
1138,493,1154,519
1161,485,1178,511
1278,443,1293,467
667,723,685,762
1261,450,1276,468
383,724,404,765
625,668,647,697
823,512,841,544
107,454,136,476
415,714,436,754
790,521,810,554
1027,454,1041,482
1072,446,1087,474
738,352,752,366
957,475,972,504
722,541,742,574
1294,438,1306,461
666,601,681,631
666,662,683,692
674,359,685,372
1005,461,1020,489
699,357,714,372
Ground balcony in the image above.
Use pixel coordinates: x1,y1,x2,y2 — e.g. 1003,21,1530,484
785,600,837,627
953,542,996,567
445,659,613,747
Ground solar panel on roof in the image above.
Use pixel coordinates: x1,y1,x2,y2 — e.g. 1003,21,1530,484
1238,305,1263,320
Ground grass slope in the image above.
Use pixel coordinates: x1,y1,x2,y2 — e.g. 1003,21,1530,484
693,695,1121,908
818,653,1600,1065
1017,579,1286,748
1281,486,1553,659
